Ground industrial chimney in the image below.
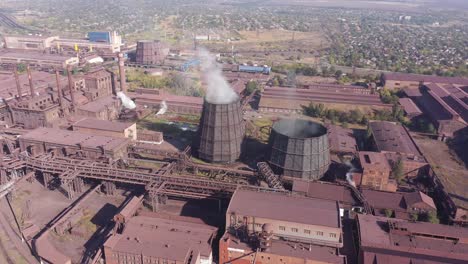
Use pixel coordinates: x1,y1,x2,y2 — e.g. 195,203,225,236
54,68,63,110
13,65,22,101
117,53,127,93
66,65,76,112
26,65,35,97
196,98,244,163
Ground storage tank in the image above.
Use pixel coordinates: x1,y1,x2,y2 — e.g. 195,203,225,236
196,98,245,163
268,119,330,180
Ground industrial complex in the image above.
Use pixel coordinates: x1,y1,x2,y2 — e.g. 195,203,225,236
0,27,466,264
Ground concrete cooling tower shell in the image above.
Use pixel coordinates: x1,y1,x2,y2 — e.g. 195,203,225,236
268,119,330,180
197,99,245,163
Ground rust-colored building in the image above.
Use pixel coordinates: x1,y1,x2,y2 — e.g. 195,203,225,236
76,95,121,120
10,93,61,129
356,214,468,264
19,127,129,160
129,89,203,115
72,118,137,140
362,189,436,219
220,189,346,264
368,121,428,179
83,69,113,101
358,151,394,192
104,213,217,264
381,72,468,90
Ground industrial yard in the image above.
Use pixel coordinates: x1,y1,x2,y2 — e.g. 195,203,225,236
0,1,466,264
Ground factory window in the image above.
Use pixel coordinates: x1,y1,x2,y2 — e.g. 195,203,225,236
291,228,298,232
330,233,337,238
255,223,262,228
395,82,401,86
316,231,323,236
279,226,286,231
304,229,311,234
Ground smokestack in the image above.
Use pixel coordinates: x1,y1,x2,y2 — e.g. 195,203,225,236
26,65,35,97
13,65,22,101
66,65,76,111
54,68,63,109
117,52,127,93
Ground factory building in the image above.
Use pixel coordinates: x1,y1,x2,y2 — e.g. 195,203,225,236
10,93,62,129
104,200,217,264
325,124,358,156
19,127,130,160
404,83,467,139
0,50,79,68
2,35,59,50
76,96,121,121
220,189,345,263
356,214,468,264
361,189,436,220
72,118,137,140
357,151,395,192
3,32,122,56
368,121,428,178
129,89,203,115
381,72,468,90
83,69,114,101
259,85,388,113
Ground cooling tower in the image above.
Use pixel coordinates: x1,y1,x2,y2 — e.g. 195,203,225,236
197,98,245,163
268,119,330,180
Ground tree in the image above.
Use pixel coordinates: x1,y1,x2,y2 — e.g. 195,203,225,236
246,80,258,94
424,211,439,224
392,158,405,184
334,70,343,79
384,209,394,218
17,63,26,73
410,212,419,221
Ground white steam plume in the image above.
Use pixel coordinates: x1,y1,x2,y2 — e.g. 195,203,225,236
117,91,136,110
198,48,238,104
344,160,356,187
156,100,168,115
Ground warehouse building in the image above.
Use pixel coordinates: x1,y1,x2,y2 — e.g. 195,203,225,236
381,72,468,90
404,83,467,139
104,212,217,264
362,189,436,220
259,85,389,113
0,50,79,68
368,121,428,178
19,127,130,160
72,118,137,140
357,151,395,192
129,89,203,115
219,189,346,263
356,214,468,264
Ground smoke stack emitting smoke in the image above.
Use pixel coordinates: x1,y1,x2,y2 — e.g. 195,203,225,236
198,48,238,104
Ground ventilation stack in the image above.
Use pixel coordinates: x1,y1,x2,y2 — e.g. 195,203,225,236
26,65,35,97
196,98,244,163
66,65,76,111
13,65,22,100
54,69,63,109
117,53,127,93
268,119,330,180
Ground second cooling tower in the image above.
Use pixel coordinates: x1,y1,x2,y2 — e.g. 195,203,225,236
197,98,245,163
268,119,330,180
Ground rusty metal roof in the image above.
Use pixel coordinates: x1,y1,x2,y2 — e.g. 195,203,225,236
20,127,130,151
369,121,421,156
228,189,340,228
73,118,134,132
383,72,468,86
104,214,217,261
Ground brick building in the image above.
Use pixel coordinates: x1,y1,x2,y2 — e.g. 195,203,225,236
356,214,468,264
358,151,395,192
219,189,346,263
381,72,468,90
72,118,137,140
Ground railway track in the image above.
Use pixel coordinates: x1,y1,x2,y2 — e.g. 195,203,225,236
0,12,39,33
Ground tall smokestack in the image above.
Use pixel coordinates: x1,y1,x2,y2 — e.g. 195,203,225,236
54,68,63,109
66,65,76,112
117,52,127,93
13,65,22,101
26,65,35,97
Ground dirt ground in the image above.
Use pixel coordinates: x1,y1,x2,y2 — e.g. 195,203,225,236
48,190,126,263
11,180,78,231
413,135,468,209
